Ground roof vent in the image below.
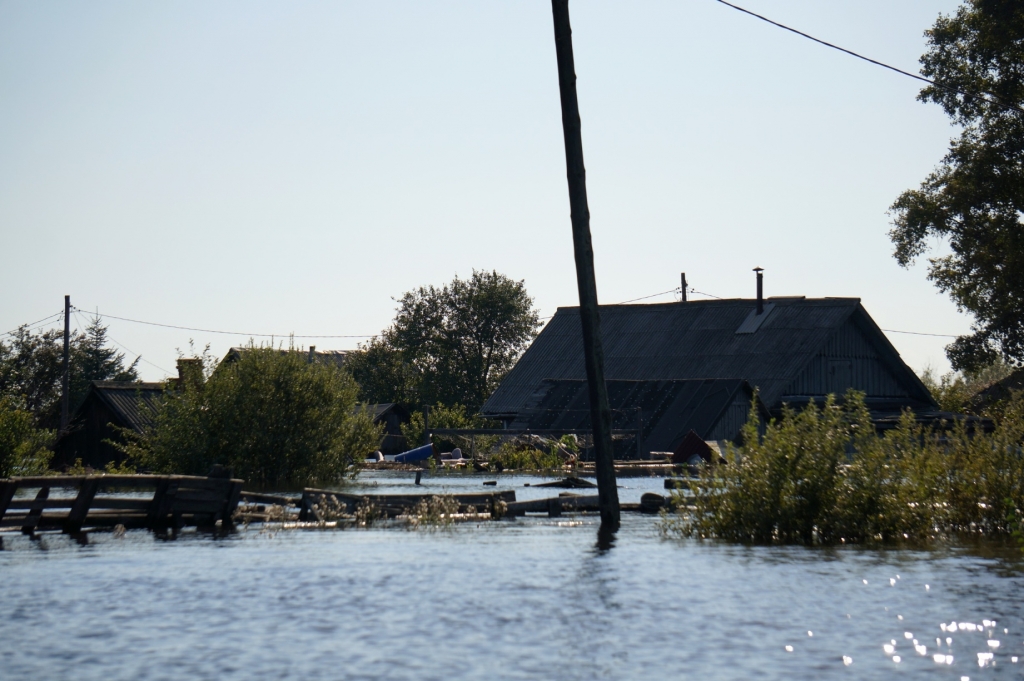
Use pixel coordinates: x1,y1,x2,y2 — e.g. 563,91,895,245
737,267,774,334
754,267,764,314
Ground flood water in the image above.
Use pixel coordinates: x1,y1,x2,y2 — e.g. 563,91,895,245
2,470,1023,680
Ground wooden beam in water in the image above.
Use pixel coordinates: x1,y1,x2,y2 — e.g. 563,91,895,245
21,486,49,534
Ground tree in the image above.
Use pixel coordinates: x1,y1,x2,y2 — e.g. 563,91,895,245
0,316,139,428
0,396,53,477
349,270,540,410
889,0,1024,371
125,345,381,488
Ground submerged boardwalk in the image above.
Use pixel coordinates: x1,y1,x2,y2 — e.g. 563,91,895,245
0,474,243,534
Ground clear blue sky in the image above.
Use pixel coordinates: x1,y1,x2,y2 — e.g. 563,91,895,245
1,0,966,381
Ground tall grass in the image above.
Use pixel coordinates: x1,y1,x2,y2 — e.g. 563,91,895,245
663,390,1024,545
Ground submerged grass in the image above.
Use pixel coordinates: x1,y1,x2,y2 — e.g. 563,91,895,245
662,390,1024,545
406,495,460,531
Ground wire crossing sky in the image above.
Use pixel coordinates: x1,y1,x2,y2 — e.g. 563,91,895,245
1,0,969,379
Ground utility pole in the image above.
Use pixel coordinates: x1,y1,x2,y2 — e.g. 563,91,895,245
550,0,619,529
61,295,70,432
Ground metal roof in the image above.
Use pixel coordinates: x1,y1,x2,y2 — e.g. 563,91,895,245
483,297,931,417
89,381,166,433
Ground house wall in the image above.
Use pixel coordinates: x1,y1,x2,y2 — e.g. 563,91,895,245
783,319,908,400
706,392,757,442
54,396,128,470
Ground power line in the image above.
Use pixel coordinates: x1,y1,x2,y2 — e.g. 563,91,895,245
2,311,64,337
71,306,376,340
882,328,959,339
689,289,723,300
106,336,175,376
715,0,1024,117
615,288,680,305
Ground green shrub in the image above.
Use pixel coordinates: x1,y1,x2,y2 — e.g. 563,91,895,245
665,390,1024,545
488,441,563,471
0,395,53,477
400,403,498,454
122,345,382,488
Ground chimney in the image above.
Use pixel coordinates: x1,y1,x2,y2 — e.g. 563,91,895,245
176,358,203,390
753,267,764,314
680,273,688,302
307,345,316,364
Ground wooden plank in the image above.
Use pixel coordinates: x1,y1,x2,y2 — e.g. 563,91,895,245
65,478,100,533
167,477,233,492
10,476,87,487
148,479,178,527
7,498,78,510
169,498,225,514
0,480,17,524
221,480,243,522
81,497,152,511
303,487,516,507
239,491,300,506
170,488,229,503
21,486,49,534
506,494,601,515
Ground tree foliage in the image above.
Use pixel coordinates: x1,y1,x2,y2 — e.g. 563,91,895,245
889,0,1024,371
123,345,381,488
0,396,53,478
0,315,139,428
348,270,540,410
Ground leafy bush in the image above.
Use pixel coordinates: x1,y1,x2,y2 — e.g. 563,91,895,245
0,395,53,477
123,345,382,488
488,441,563,472
665,390,1024,545
400,403,498,454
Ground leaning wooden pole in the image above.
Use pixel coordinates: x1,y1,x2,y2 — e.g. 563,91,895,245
550,0,620,529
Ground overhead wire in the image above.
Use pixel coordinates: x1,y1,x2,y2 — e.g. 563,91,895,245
71,306,376,339
715,0,1024,117
2,311,64,337
880,328,959,339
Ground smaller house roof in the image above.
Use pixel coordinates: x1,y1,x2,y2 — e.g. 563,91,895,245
85,381,166,433
359,403,411,422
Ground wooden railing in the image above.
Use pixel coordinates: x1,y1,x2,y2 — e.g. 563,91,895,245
0,474,243,534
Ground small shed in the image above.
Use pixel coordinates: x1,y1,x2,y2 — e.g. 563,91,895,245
55,381,165,470
362,403,412,455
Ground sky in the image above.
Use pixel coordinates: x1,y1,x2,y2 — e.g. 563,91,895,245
1,0,967,381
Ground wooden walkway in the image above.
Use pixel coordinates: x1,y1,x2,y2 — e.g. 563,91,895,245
0,474,243,535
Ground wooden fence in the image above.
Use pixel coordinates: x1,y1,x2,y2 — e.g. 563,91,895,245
0,474,243,534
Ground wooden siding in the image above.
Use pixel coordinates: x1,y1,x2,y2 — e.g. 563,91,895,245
783,318,908,398
707,393,753,442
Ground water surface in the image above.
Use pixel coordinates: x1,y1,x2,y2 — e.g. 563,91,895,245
1,471,1022,680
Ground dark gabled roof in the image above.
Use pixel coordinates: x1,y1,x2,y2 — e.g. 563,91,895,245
359,403,412,422
483,297,933,417
511,378,765,452
969,368,1024,413
86,381,166,433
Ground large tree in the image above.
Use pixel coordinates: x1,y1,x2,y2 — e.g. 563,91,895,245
0,315,140,428
889,0,1024,371
348,270,540,410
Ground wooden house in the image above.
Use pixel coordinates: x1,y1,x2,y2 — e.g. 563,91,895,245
55,381,165,470
482,297,939,456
